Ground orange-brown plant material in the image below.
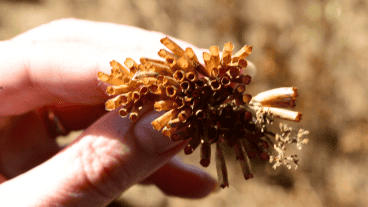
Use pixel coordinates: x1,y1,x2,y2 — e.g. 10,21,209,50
98,37,309,188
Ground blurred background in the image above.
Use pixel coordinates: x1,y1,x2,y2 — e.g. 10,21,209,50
1,0,367,206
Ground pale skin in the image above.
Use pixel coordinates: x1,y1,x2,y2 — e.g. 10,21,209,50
0,19,217,207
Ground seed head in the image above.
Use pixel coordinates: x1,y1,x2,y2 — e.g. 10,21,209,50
98,37,309,188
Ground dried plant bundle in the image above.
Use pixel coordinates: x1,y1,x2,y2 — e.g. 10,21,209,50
98,37,309,188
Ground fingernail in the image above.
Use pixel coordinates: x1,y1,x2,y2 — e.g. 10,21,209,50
243,60,256,77
134,111,183,155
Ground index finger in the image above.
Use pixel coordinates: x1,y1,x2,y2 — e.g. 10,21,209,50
0,19,203,116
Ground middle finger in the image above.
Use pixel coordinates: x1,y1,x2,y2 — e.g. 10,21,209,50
0,109,60,179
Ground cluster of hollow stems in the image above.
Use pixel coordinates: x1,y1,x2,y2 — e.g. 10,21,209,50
98,37,309,188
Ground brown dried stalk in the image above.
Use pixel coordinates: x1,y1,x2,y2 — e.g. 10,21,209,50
98,37,309,188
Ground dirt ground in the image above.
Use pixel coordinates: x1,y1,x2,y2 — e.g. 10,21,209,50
1,0,367,206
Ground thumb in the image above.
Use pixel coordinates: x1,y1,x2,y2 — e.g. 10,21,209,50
0,107,187,207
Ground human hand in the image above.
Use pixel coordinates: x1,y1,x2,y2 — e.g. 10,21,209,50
0,19,217,206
